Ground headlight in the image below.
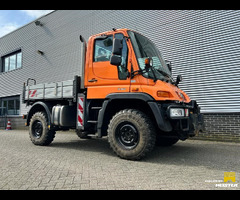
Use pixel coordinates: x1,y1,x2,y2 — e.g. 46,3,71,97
170,108,184,117
169,108,189,118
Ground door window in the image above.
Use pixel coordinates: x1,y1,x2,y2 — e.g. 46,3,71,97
93,33,129,80
94,36,113,62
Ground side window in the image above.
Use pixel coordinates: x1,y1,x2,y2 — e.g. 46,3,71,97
115,33,128,80
1,50,22,73
94,36,113,62
0,95,20,116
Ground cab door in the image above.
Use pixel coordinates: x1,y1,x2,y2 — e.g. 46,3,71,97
87,33,131,99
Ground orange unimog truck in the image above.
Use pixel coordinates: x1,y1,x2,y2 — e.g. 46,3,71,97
23,28,203,160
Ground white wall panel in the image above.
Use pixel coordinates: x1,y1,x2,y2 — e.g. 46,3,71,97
0,10,240,114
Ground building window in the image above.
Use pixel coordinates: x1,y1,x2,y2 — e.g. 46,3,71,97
1,50,22,72
0,96,20,116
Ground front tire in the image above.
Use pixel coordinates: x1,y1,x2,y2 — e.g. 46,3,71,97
108,109,156,160
29,112,56,146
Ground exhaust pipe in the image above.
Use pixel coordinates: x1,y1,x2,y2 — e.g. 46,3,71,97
79,35,86,89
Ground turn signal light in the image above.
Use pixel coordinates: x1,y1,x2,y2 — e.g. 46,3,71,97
145,58,153,67
145,58,150,65
157,91,171,98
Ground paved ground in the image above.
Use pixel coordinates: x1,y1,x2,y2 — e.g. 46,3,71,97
0,130,240,190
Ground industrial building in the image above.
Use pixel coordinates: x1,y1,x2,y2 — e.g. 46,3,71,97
0,10,239,141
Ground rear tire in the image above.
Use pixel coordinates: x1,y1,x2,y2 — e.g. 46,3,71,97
29,112,56,146
108,109,156,160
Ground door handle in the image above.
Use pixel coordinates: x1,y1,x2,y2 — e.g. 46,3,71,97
88,78,98,83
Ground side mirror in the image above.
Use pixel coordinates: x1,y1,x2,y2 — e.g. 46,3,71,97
110,55,122,66
176,75,183,86
110,38,123,66
112,38,123,55
165,60,172,74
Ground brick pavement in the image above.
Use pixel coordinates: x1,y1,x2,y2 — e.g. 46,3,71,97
0,130,240,190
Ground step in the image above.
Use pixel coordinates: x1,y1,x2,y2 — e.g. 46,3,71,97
91,107,102,110
87,120,98,124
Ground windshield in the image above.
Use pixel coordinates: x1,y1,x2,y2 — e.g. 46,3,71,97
128,31,173,82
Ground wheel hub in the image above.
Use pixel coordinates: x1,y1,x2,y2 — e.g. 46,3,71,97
32,120,43,139
116,122,139,149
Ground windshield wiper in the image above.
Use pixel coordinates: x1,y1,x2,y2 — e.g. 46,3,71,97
131,65,158,82
155,68,173,83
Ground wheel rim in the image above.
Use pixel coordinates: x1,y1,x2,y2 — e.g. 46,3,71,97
116,122,139,149
32,120,43,139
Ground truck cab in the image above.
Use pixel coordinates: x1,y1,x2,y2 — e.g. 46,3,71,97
23,28,203,160
86,29,186,100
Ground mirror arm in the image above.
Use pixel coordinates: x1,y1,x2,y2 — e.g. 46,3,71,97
174,75,183,87
131,69,144,79
152,69,157,82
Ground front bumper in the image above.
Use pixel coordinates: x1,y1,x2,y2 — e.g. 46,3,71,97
167,100,204,140
148,100,204,140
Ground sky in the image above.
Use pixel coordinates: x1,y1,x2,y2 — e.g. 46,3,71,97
0,10,54,38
